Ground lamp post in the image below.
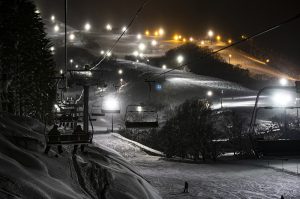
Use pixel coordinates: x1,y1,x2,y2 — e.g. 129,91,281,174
228,54,232,64
102,97,120,132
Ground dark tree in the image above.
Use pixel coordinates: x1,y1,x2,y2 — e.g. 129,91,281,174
160,99,216,161
0,0,56,121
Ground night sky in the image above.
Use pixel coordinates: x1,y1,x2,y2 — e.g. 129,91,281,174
34,0,300,66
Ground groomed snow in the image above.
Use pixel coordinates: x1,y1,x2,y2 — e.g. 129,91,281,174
95,133,300,199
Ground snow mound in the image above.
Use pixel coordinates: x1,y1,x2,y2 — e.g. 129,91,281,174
112,133,164,156
0,113,161,199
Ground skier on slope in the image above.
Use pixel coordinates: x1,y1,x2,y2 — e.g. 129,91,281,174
183,181,189,193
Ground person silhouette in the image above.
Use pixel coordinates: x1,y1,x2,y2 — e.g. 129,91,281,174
183,181,189,193
44,125,63,155
72,125,85,154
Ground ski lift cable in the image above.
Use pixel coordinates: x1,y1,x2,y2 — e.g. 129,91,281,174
146,12,300,82
91,0,151,70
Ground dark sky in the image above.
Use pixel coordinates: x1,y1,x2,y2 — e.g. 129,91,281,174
34,0,300,66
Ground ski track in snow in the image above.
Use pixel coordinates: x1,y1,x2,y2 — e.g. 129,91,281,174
94,133,300,199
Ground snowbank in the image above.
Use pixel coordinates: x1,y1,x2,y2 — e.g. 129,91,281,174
0,113,161,199
111,133,164,156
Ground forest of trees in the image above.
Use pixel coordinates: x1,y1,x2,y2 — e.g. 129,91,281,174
0,0,56,121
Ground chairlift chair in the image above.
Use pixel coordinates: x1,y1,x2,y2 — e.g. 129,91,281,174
45,114,95,145
125,105,159,128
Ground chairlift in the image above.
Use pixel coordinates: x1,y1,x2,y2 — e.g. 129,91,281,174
125,105,159,128
91,108,105,117
45,114,95,145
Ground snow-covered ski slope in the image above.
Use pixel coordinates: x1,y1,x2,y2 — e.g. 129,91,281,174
0,113,161,199
85,59,256,130
95,133,300,199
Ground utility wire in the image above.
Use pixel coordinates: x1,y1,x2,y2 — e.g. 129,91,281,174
146,12,300,81
91,0,151,70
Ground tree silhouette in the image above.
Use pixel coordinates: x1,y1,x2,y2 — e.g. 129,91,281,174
0,0,56,120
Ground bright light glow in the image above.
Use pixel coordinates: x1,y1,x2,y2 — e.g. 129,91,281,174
279,78,288,86
216,35,221,41
154,31,159,36
189,37,194,42
183,38,186,42
174,35,179,40
60,69,63,74
118,69,123,75
100,50,105,55
54,25,60,32
75,64,79,68
69,33,75,40
208,30,214,37
106,51,112,57
35,9,40,14
103,97,119,111
84,23,91,31
266,59,270,63
229,54,232,58
136,60,139,63
120,78,123,82
207,90,213,97
137,106,142,112
138,43,146,51
155,83,162,91
158,28,164,36
54,104,60,111
137,34,142,40
228,39,232,44
122,26,127,32
106,24,112,31
151,40,157,46
177,55,184,64
133,51,139,57
162,64,167,69
50,46,55,52
178,35,182,39
145,30,150,36
272,92,293,107
69,59,73,64
139,53,144,58
51,15,55,22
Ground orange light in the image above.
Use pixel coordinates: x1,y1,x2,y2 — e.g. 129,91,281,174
183,38,186,42
178,35,182,39
145,30,150,36
154,31,159,36
216,35,221,41
228,39,232,44
174,35,179,40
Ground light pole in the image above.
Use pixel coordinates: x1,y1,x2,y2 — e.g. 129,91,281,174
228,54,232,64
208,30,214,45
102,97,120,132
220,90,224,109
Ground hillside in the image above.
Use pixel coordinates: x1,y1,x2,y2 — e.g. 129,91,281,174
0,113,161,199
